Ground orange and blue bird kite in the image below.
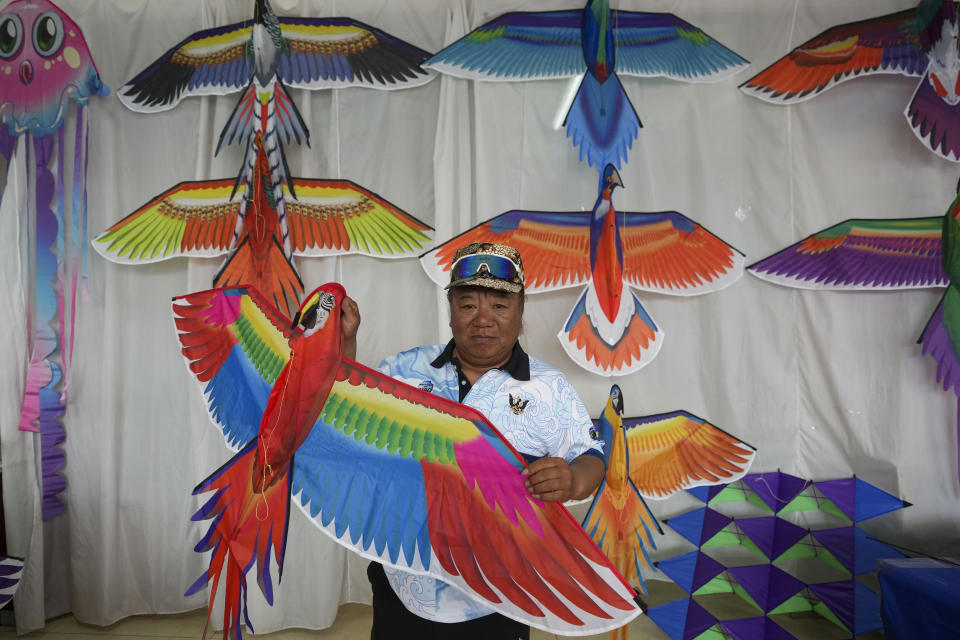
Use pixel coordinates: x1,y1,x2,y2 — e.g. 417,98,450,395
421,165,744,375
582,385,756,640
425,0,747,169
173,284,644,638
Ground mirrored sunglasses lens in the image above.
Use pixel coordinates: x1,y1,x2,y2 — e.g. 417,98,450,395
452,255,517,280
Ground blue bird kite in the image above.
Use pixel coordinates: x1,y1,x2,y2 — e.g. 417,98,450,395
425,0,747,169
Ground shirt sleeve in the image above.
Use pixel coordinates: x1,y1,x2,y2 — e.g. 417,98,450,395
553,374,604,463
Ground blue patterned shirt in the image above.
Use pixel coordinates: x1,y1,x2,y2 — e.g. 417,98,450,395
376,341,601,623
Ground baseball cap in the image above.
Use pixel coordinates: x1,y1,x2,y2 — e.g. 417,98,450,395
446,242,525,294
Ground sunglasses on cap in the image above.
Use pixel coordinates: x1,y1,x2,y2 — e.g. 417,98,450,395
449,253,521,282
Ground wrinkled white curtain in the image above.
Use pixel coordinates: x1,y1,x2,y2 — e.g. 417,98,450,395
2,0,959,635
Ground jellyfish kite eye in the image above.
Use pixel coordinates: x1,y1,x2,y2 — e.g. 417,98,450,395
32,11,64,58
0,14,23,59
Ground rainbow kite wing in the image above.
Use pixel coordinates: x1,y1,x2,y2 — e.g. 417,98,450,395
620,212,745,295
290,358,641,634
739,8,927,103
748,217,946,290
420,210,592,293
424,10,745,82
120,17,434,112
286,179,434,257
93,180,241,263
172,286,295,449
624,411,756,500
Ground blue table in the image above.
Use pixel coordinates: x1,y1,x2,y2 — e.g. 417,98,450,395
878,557,960,639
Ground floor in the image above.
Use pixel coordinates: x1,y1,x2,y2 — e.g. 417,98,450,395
0,581,880,639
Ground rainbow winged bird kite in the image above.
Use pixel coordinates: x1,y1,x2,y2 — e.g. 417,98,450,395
95,0,435,315
746,186,960,481
740,0,960,162
174,283,643,638
421,165,744,375
583,385,756,640
424,0,747,170
0,0,109,519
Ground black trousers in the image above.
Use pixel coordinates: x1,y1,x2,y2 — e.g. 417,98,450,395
367,562,530,640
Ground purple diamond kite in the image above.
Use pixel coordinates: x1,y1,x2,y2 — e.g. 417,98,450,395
735,516,808,562
686,484,729,504
813,477,908,523
809,579,882,635
647,597,717,640
811,526,905,575
743,471,809,513
727,564,806,613
657,550,726,594
665,507,732,547
720,616,797,640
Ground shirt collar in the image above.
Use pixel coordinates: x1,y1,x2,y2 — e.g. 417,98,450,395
431,339,530,381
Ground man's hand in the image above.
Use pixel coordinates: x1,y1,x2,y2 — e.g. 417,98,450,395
341,296,360,360
522,454,604,502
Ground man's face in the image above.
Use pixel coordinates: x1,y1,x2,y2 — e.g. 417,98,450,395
449,286,523,370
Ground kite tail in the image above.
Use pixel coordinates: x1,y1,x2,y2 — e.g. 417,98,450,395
564,73,640,170
20,133,67,520
213,236,303,317
558,283,662,375
186,440,292,640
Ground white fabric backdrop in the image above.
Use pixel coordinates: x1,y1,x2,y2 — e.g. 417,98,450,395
2,0,959,635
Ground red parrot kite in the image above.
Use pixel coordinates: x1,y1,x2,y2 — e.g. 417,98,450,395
173,284,643,638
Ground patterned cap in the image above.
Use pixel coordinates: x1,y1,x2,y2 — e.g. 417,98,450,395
446,242,525,293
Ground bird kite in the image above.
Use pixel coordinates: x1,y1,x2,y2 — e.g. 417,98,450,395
739,0,960,162
583,386,756,606
97,0,435,315
0,0,109,520
746,190,960,482
424,0,747,169
421,164,744,375
173,283,643,638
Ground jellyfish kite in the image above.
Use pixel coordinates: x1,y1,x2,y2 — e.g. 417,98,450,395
0,0,109,520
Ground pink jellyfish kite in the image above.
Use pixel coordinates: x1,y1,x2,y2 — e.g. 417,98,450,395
0,0,108,520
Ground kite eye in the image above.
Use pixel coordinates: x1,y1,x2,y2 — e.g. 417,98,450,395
32,11,64,58
300,291,336,337
0,14,23,59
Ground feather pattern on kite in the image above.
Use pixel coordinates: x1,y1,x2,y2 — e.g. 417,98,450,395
748,218,946,290
99,0,434,316
0,555,25,609
739,0,960,162
0,0,109,520
748,183,960,483
424,0,747,169
583,385,755,609
173,284,642,638
118,2,434,112
421,165,744,375
94,131,432,314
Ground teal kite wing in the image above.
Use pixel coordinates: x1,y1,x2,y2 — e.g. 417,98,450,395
610,12,748,82
748,217,947,290
424,10,746,82
172,286,295,449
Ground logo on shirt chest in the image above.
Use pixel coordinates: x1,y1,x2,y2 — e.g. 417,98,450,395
508,393,530,415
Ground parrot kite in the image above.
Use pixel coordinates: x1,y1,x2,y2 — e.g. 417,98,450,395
96,0,435,315
739,0,960,162
173,283,643,638
421,164,744,376
424,0,747,169
746,187,960,481
582,385,756,640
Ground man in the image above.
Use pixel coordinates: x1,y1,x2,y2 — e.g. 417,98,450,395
341,242,605,639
